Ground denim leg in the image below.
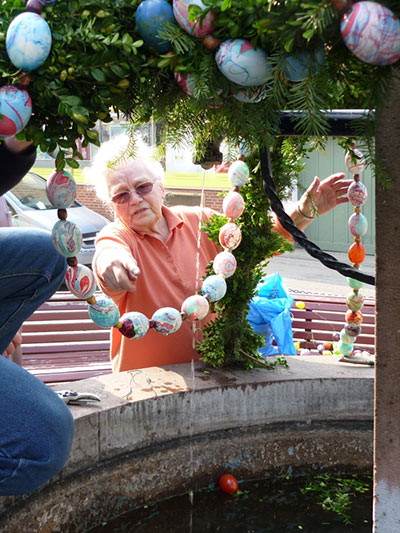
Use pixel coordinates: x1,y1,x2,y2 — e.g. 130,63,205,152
0,227,67,353
0,356,74,495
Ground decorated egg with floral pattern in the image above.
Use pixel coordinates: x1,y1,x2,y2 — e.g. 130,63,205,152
152,307,182,335
52,219,82,258
88,296,120,328
219,222,242,250
347,181,368,207
46,170,77,209
215,39,272,87
6,12,52,71
0,86,32,138
173,0,216,38
65,264,96,299
119,312,149,339
222,191,245,219
201,275,227,302
341,1,400,65
181,294,209,321
228,160,249,187
213,251,237,278
348,213,368,238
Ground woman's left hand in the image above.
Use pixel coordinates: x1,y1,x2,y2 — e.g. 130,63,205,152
298,173,352,218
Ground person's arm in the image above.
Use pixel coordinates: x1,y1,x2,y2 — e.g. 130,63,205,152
273,172,352,237
93,243,140,293
0,137,36,196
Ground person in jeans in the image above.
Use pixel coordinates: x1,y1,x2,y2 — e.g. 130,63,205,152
0,137,74,496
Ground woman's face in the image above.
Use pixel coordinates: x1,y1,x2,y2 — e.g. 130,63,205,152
106,159,165,233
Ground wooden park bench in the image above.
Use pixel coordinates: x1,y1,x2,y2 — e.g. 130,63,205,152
21,291,375,384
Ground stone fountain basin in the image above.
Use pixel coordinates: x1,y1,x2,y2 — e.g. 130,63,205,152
0,356,374,532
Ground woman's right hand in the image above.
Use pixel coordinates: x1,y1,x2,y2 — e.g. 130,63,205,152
94,247,140,291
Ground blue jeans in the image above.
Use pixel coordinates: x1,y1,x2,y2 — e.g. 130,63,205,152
0,228,74,495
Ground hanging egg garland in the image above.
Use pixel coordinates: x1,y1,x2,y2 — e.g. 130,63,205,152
135,0,175,53
215,39,272,87
0,86,32,138
340,1,400,65
173,0,216,38
6,12,52,70
335,144,369,360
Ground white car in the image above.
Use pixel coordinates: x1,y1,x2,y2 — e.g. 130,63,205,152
4,171,109,267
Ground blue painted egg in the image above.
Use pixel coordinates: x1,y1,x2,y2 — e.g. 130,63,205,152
88,296,120,328
152,307,182,335
215,39,272,87
46,170,77,209
173,0,216,38
135,0,175,53
0,86,32,138
52,219,82,258
228,160,249,187
201,275,227,302
119,312,149,339
341,1,400,65
6,12,52,71
348,213,368,238
284,47,325,82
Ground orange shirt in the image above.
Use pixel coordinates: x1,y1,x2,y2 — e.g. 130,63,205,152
94,206,221,372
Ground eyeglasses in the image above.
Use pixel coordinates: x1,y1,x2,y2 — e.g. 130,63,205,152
110,182,154,204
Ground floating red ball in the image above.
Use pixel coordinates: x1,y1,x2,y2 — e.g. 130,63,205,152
219,473,239,494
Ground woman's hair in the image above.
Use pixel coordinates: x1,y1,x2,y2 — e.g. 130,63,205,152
85,132,165,203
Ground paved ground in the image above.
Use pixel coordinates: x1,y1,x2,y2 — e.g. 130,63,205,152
264,245,375,299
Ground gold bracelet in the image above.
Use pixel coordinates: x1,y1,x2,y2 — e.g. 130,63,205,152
297,205,315,219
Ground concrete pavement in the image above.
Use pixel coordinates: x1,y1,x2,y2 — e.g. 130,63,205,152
265,245,375,299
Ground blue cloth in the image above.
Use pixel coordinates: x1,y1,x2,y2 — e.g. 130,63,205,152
248,273,296,356
0,227,73,495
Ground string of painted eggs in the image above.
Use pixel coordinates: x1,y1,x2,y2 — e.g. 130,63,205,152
45,160,250,339
136,0,400,104
334,145,368,358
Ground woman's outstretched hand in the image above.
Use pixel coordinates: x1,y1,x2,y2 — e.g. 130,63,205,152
298,173,352,218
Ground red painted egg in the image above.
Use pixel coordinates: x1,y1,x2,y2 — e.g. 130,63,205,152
219,473,239,494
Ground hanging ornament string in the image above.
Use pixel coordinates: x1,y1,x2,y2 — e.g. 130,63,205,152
334,144,369,359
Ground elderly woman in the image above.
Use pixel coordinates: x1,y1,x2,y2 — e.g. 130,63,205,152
91,134,351,372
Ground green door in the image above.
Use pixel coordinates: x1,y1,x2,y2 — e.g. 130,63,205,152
297,138,375,255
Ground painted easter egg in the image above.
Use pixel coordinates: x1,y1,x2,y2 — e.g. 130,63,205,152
234,85,266,103
345,309,363,324
219,473,239,494
347,181,367,207
348,213,368,238
119,311,149,339
348,242,366,264
152,307,182,335
46,170,77,209
6,12,52,71
345,148,365,175
284,47,325,82
215,39,272,87
174,71,196,96
0,86,32,138
340,328,354,345
222,191,245,219
181,294,209,321
173,0,216,38
135,0,175,53
345,322,361,337
88,296,120,328
219,222,242,250
341,1,400,65
65,264,96,299
336,340,354,356
228,160,250,187
201,275,227,302
213,251,237,278
347,276,363,291
52,219,82,258
347,292,365,312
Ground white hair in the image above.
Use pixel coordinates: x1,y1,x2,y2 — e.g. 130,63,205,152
85,133,165,203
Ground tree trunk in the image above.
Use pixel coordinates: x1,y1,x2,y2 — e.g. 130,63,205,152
374,66,400,532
